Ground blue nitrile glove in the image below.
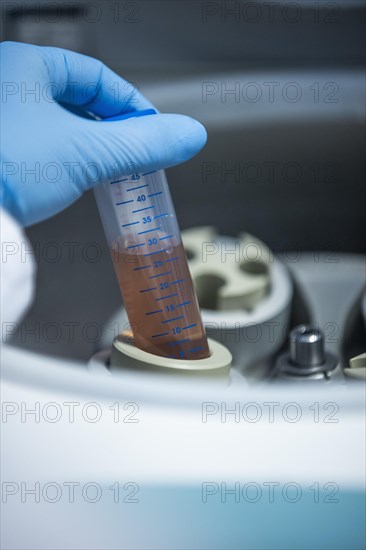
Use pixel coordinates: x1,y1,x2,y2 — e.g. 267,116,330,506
0,42,207,226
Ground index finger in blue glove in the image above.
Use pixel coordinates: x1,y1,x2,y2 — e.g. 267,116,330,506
2,41,154,118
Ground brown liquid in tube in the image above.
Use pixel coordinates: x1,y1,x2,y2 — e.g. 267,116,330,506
110,239,210,360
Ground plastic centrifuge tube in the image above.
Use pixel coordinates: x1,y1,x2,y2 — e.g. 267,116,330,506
94,109,210,360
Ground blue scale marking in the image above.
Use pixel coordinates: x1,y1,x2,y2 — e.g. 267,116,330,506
148,191,162,198
145,309,163,316
165,256,179,263
189,347,203,353
150,271,171,279
128,243,145,249
127,184,149,192
168,339,190,346
159,234,173,241
116,199,133,205
111,178,128,184
138,227,160,235
156,293,178,301
132,206,155,213
134,265,151,271
151,332,168,338
143,249,166,257
154,212,168,219
139,287,157,293
171,279,185,285
122,221,139,227
182,323,197,330
176,301,191,308
142,171,156,176
161,315,184,325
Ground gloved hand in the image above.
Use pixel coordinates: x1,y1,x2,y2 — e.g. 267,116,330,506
0,42,207,226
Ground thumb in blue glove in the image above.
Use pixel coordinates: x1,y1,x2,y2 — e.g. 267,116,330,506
0,42,207,226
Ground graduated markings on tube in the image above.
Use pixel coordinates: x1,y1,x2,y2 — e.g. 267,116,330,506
161,316,184,325
126,184,149,191
145,309,163,316
137,227,160,235
113,173,204,356
182,324,197,330
134,265,151,271
110,178,128,184
155,293,178,301
110,171,155,185
139,287,157,293
132,206,155,213
116,199,133,206
122,221,139,227
149,271,172,279
143,249,167,257
127,243,145,249
118,173,192,348
168,339,190,346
